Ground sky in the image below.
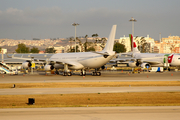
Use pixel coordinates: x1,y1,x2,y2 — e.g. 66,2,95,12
0,0,180,40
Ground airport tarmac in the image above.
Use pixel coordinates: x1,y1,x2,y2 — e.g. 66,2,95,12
1,71,180,120
1,86,180,95
1,106,180,120
0,71,180,83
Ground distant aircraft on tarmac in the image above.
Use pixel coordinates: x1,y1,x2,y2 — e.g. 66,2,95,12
8,25,117,76
112,34,180,70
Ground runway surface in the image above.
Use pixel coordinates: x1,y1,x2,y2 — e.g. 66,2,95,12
1,71,180,120
1,86,180,95
0,71,180,83
1,106,180,120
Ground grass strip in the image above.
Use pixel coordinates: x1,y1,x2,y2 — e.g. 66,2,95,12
0,81,180,89
0,92,180,108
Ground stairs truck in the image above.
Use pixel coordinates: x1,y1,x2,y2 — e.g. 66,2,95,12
0,62,18,75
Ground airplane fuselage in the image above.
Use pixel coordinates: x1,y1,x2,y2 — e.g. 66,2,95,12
133,53,180,67
50,52,115,70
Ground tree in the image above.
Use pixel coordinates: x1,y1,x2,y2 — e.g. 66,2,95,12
86,47,95,52
68,37,74,49
0,47,1,52
68,45,80,53
170,43,176,53
100,37,107,49
84,35,88,52
76,37,83,52
45,47,56,53
113,42,126,53
16,43,30,53
30,47,40,53
141,42,150,53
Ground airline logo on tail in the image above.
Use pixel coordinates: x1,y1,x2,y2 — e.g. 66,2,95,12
168,54,174,63
129,34,140,53
132,42,140,53
164,54,174,63
133,42,136,48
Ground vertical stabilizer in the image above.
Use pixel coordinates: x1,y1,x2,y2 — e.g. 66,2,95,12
102,25,117,52
133,42,140,53
129,34,133,52
168,54,174,63
129,34,140,53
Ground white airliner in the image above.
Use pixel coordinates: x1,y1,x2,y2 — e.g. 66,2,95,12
9,25,117,76
113,34,180,70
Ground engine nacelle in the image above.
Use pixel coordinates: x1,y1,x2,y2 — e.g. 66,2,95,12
141,63,151,69
54,64,64,69
101,65,105,70
44,64,54,71
22,61,32,69
128,61,137,67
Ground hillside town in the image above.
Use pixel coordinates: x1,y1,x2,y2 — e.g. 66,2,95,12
0,35,180,54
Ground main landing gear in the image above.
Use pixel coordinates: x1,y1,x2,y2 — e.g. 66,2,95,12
55,69,59,75
62,64,72,76
80,70,86,76
63,72,72,76
80,69,101,76
92,69,101,76
92,72,101,76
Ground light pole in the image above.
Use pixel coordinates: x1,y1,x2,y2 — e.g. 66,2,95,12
1,49,4,63
72,23,79,52
129,17,137,51
129,17,137,37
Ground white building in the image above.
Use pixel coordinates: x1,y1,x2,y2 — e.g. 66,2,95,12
116,35,155,53
0,48,7,54
54,46,65,53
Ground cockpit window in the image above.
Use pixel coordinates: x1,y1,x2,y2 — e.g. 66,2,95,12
178,58,180,59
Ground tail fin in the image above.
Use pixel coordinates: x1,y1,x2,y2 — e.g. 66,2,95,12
129,34,133,52
102,25,117,52
133,42,140,53
129,34,140,53
168,54,174,63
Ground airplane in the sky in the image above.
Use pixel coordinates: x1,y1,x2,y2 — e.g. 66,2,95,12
112,34,180,70
9,25,117,76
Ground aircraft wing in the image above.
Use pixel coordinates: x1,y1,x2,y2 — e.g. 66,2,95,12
0,58,15,61
139,57,164,65
110,56,136,63
111,56,164,64
55,60,79,65
110,58,133,63
54,60,84,69
142,60,162,65
91,51,109,56
6,53,47,62
116,52,133,57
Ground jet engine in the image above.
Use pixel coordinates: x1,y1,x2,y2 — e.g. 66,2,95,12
44,64,54,71
22,61,32,69
128,61,137,67
101,65,106,70
140,63,151,68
